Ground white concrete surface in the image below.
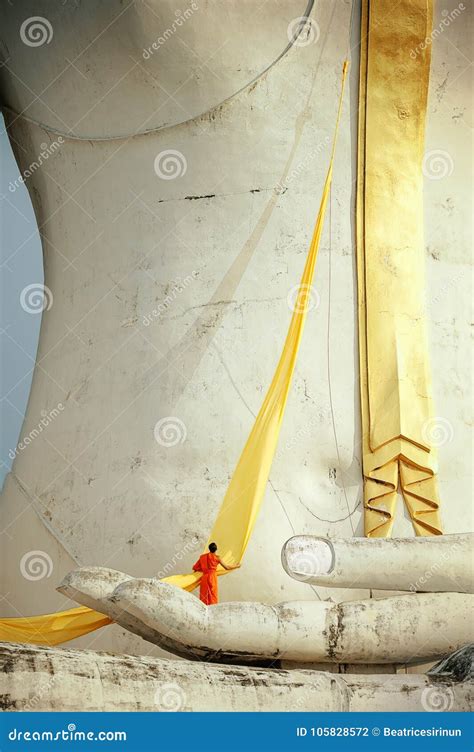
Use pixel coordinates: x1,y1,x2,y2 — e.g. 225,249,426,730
2,641,472,712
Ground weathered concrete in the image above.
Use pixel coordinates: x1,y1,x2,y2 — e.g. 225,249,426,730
59,567,474,664
282,533,473,592
1,642,471,712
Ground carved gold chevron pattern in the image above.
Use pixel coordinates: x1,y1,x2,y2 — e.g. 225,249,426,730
357,0,443,537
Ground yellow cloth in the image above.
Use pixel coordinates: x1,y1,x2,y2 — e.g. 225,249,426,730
0,61,349,645
357,0,443,537
0,606,112,646
166,62,349,592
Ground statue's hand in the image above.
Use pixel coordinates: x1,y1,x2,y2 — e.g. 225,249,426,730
59,534,473,666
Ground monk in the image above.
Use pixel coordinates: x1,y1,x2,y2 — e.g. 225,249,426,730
192,542,240,605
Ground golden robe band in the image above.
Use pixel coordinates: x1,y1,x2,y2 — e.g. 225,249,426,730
357,0,443,537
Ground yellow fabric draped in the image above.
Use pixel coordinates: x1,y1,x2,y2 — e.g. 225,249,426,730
357,0,443,537
0,60,349,646
0,606,112,647
165,60,349,592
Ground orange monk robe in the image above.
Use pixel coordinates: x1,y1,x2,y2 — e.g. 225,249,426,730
192,552,219,605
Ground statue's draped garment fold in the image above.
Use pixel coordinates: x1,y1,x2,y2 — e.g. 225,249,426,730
357,0,443,537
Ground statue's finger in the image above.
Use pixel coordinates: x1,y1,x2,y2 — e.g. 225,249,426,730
281,533,473,593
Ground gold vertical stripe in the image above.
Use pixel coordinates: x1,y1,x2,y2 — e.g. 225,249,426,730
357,0,443,537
